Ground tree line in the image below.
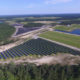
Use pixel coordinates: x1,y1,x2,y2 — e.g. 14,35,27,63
0,63,80,80
23,23,44,28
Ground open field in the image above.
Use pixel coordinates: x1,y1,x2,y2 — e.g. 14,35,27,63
54,24,80,31
20,21,28,24
5,21,16,25
0,23,15,45
39,31,80,48
34,21,56,24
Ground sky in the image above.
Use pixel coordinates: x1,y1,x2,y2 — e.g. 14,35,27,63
0,0,80,15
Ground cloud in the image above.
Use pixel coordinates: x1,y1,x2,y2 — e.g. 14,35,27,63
45,0,72,4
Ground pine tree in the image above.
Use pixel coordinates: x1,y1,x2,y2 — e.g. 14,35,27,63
6,71,17,80
0,70,6,80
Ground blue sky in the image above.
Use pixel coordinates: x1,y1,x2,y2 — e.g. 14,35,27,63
0,0,80,15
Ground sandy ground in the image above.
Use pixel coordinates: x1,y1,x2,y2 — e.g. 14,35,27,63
27,54,80,66
0,43,16,52
0,54,80,66
0,34,33,52
34,21,56,24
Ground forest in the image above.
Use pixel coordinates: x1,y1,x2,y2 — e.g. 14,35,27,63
0,63,80,80
0,23,15,45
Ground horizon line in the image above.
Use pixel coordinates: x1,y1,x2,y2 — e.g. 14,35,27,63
0,13,80,16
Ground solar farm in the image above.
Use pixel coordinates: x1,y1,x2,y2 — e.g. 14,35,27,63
0,38,80,59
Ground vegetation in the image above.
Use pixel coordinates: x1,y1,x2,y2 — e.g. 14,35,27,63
54,24,80,31
0,23,15,45
16,17,60,22
60,20,80,25
2,14,80,26
23,23,44,28
1,14,80,80
20,21,28,25
0,63,80,80
40,31,80,48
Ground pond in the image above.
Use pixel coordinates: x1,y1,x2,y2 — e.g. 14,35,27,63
55,29,80,35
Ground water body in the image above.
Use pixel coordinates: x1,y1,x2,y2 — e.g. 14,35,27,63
55,29,80,35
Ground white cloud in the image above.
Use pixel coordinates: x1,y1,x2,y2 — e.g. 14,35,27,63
45,0,72,4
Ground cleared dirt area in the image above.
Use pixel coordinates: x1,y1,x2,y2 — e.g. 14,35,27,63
0,34,32,52
34,21,56,24
0,54,80,66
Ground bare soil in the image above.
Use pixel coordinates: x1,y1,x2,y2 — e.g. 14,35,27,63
0,54,80,66
34,21,56,24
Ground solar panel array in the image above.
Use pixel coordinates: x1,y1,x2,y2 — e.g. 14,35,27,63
0,38,80,59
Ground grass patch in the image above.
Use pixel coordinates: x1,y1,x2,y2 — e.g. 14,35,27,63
54,24,80,31
20,21,28,24
39,31,80,48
